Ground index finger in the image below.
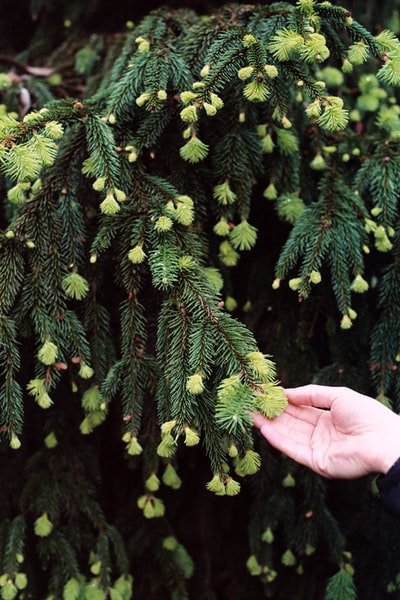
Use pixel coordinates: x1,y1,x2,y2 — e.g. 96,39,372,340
285,384,344,409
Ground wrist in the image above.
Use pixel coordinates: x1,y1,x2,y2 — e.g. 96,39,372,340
375,417,400,474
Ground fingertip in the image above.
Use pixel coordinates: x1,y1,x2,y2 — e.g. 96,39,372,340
251,412,267,428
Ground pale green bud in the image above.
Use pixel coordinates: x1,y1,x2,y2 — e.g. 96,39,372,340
44,431,58,448
263,182,278,200
145,473,161,492
262,527,274,544
175,203,194,226
163,536,178,550
37,340,58,365
224,295,238,312
176,194,193,207
272,277,281,290
136,92,152,107
264,64,278,78
243,80,269,103
114,188,127,202
128,245,146,264
44,121,64,140
186,373,204,394
243,34,257,47
62,272,90,300
261,133,275,153
63,577,81,600
100,193,120,215
213,181,237,205
160,420,177,436
92,177,106,192
34,513,53,537
10,435,21,450
342,58,353,73
180,105,198,123
142,499,155,519
151,497,165,518
203,102,217,116
282,472,296,487
36,391,53,409
350,273,369,293
154,215,173,232
157,434,176,458
340,314,353,329
235,450,262,476
364,217,377,233
309,271,322,284
281,115,292,129
229,220,258,251
309,152,326,170
81,386,102,411
183,426,200,446
347,41,369,65
246,554,262,576
281,549,296,566
255,386,288,419
7,183,28,205
237,66,254,80
126,436,143,456
78,363,94,379
227,443,238,458
121,431,131,443
225,477,241,496
209,92,224,110
157,90,167,101
128,150,138,162
180,91,198,104
27,378,46,400
162,464,182,489
348,308,357,320
374,227,393,252
213,217,231,236
1,580,17,600
200,64,210,78
288,277,302,291
178,255,195,271
206,474,225,495
180,136,209,163
135,37,150,52
14,573,27,590
79,417,93,435
218,240,239,267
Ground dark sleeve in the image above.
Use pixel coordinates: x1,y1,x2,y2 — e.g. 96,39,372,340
377,457,400,516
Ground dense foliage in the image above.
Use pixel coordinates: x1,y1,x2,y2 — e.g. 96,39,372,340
1,1,400,599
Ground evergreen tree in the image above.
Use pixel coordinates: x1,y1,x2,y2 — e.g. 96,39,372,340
0,1,400,599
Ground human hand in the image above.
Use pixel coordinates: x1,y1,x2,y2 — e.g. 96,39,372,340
253,384,400,479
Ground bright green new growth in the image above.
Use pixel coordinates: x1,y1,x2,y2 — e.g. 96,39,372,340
0,1,400,598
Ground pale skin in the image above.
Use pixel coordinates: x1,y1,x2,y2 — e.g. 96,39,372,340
253,384,400,479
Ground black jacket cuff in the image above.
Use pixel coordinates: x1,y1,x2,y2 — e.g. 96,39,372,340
377,457,400,516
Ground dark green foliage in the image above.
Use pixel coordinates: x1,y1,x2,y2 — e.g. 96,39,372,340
1,1,400,599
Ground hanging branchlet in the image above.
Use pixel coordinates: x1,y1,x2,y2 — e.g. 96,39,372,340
0,2,400,597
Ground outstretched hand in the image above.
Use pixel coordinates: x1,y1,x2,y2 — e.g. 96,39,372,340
253,384,400,479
